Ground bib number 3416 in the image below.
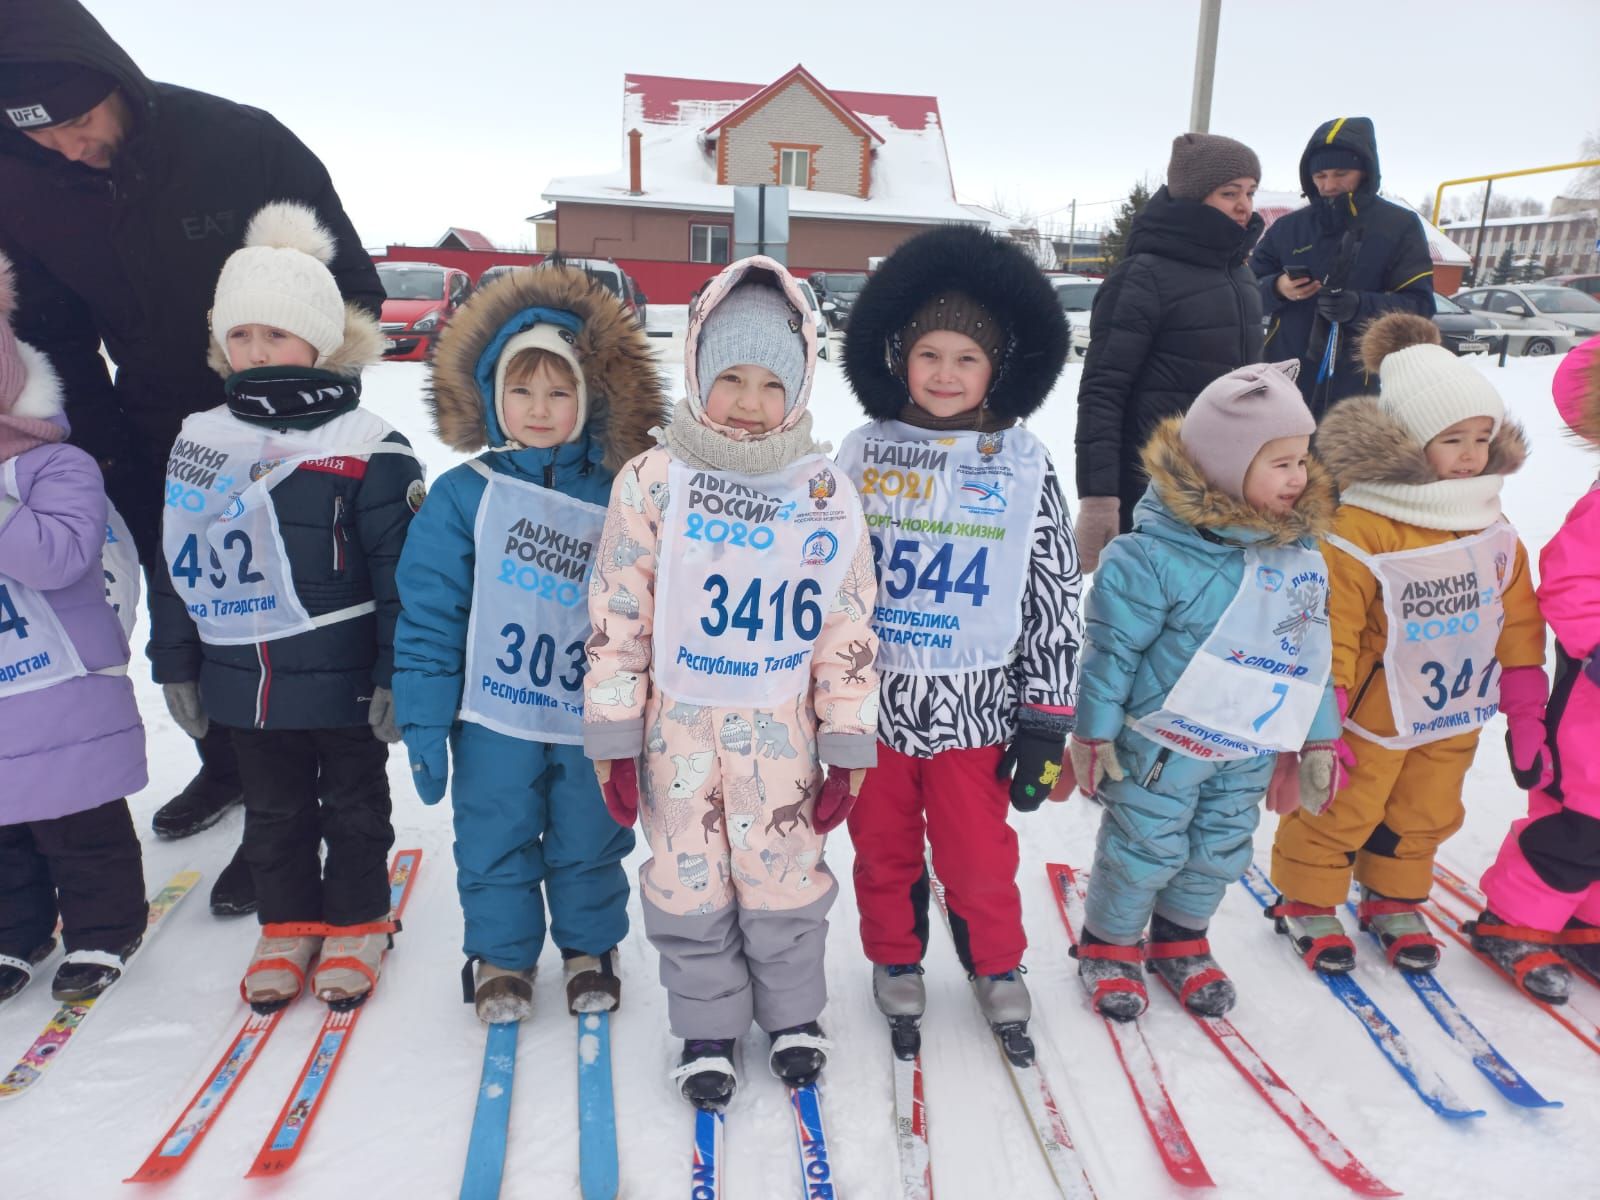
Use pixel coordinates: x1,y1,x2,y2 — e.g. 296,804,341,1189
701,575,822,642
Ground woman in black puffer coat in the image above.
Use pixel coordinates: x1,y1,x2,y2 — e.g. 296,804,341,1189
1074,133,1266,570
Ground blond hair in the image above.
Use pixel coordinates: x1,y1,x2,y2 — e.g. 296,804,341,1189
503,346,579,390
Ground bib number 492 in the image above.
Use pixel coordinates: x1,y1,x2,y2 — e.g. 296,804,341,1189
171,531,265,590
701,575,822,642
870,536,990,606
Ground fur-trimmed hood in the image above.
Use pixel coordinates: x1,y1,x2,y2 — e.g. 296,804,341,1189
10,341,64,423
208,300,383,382
1316,393,1527,488
428,264,667,472
843,225,1068,422
1139,416,1336,546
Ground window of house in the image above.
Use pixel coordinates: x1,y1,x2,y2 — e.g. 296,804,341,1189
779,148,811,189
690,223,731,264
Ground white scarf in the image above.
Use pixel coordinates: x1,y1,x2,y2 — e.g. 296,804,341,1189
1338,474,1506,532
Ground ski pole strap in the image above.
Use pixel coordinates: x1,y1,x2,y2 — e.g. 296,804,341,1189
1317,321,1340,384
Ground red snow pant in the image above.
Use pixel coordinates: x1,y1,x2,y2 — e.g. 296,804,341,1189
849,742,1025,976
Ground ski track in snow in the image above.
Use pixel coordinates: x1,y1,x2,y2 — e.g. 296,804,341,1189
6,322,1598,1198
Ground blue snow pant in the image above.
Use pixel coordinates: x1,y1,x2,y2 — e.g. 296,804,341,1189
1083,730,1273,945
449,722,634,970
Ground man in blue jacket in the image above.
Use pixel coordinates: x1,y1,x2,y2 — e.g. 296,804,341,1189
1251,117,1434,417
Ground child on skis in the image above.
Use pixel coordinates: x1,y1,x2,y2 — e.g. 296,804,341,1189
148,203,423,1010
1471,336,1600,1002
0,250,149,1004
585,257,878,1109
837,225,1079,1063
1269,314,1544,976
393,264,666,1021
1072,359,1342,1020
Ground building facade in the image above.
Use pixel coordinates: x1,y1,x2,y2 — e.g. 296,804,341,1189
1440,199,1599,284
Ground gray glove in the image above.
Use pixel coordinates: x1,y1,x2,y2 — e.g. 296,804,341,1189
162,681,209,740
368,687,402,744
1074,496,1121,574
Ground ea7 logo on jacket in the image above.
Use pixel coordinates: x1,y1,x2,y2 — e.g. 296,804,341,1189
181,210,238,240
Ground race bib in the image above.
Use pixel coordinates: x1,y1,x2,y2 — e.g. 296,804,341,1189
1132,544,1333,760
835,422,1044,675
1329,523,1517,749
103,503,140,640
0,571,89,699
651,455,862,707
458,467,604,744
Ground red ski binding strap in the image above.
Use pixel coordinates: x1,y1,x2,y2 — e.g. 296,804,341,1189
260,920,333,938
1559,926,1600,946
1143,939,1227,1004
314,919,401,992
1378,931,1444,966
1467,919,1560,945
1073,941,1144,963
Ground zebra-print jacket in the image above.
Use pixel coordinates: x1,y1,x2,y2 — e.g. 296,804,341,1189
878,458,1082,757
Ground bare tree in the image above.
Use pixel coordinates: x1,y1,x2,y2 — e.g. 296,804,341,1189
1573,129,1600,198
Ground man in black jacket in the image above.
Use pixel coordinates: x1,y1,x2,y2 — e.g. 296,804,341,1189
1250,117,1435,417
0,0,384,914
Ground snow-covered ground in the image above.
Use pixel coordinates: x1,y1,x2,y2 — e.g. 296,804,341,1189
7,320,1598,1200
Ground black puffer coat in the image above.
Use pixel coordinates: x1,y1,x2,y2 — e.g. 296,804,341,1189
0,0,383,559
1074,186,1264,528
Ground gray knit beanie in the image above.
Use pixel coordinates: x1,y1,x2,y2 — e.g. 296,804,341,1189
696,282,807,412
1167,132,1262,202
1180,360,1315,499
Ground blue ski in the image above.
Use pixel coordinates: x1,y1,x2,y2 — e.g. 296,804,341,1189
1241,864,1485,1120
789,1082,840,1199
1343,892,1560,1110
460,1020,519,1200
578,1012,619,1199
691,1107,725,1199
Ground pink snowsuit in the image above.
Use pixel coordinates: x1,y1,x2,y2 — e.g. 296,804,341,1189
1482,337,1600,929
584,259,879,1038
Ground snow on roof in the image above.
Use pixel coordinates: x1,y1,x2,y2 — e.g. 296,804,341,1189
542,71,988,228
1254,189,1470,268
435,227,496,251
1439,209,1599,231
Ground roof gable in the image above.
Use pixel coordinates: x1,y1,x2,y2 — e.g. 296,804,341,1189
705,64,884,144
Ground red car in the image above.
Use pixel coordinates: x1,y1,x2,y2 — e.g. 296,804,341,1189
377,262,471,361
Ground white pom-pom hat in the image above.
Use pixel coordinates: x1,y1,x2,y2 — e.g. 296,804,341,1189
211,201,345,362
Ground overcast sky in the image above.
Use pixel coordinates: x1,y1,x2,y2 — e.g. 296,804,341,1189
89,0,1599,249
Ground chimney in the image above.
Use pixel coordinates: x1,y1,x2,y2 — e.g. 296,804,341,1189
627,129,643,195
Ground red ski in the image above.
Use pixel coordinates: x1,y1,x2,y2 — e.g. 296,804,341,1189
245,848,422,1178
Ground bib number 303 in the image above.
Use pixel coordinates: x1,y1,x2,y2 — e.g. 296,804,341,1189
701,575,822,642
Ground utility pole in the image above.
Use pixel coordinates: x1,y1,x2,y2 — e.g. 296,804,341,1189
1067,199,1076,270
1189,0,1222,133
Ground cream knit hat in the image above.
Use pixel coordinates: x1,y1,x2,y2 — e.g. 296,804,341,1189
211,202,346,363
1361,313,1503,444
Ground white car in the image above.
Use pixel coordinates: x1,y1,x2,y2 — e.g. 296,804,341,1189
795,279,832,361
1051,275,1101,362
1451,285,1599,357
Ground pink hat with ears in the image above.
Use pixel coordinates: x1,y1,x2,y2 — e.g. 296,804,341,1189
1553,333,1600,440
0,252,24,414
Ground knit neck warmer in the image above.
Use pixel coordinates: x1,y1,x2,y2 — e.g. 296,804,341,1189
1338,475,1506,532
225,366,361,430
660,399,823,474
0,413,67,462
895,400,1016,434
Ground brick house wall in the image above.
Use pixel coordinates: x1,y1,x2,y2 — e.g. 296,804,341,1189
719,79,869,198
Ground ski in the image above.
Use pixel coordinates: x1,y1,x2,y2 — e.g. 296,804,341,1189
1240,863,1485,1120
244,848,422,1178
929,868,1098,1200
578,1011,619,1200
691,1107,725,1199
1420,894,1600,1057
789,1081,840,1199
891,1051,933,1200
1048,864,1395,1197
1343,891,1560,1109
0,869,200,1101
1043,864,1213,1189
459,1020,518,1200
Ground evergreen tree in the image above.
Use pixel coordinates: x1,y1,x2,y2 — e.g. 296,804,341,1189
1100,181,1152,269
1491,248,1516,284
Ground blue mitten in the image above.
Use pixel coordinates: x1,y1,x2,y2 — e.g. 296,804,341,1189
404,725,450,805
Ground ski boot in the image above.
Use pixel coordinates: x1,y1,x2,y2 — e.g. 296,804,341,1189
562,948,621,1015
209,844,257,917
51,935,142,1002
1466,910,1571,1004
242,925,323,1012
1145,915,1235,1017
873,962,925,1059
974,968,1034,1066
1558,918,1600,987
1356,888,1441,972
768,1020,830,1087
672,1038,738,1111
0,938,57,1005
1266,896,1356,973
1071,934,1148,1022
464,958,533,1023
313,917,397,1009
151,765,242,839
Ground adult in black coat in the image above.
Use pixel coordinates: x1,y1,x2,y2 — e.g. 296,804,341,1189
1249,116,1435,418
0,0,383,901
1073,133,1265,570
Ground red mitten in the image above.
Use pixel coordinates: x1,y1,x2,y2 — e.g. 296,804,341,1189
814,767,864,834
599,759,640,828
1266,751,1301,815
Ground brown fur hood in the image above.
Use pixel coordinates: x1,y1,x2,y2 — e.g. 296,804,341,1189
1316,393,1528,488
428,264,667,471
208,301,383,381
1139,416,1336,545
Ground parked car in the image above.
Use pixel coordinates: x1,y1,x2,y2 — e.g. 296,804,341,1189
794,278,832,361
475,263,534,291
536,256,647,327
377,262,471,361
1541,273,1600,299
1050,274,1101,362
1431,291,1497,356
1452,284,1600,356
808,271,869,330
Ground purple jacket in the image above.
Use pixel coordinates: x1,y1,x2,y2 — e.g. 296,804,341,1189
0,356,146,824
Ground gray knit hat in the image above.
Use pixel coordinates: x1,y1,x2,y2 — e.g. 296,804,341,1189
1167,132,1262,202
695,281,807,412
1180,360,1315,499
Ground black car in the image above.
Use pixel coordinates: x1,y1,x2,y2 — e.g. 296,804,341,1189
1432,292,1497,356
808,271,869,330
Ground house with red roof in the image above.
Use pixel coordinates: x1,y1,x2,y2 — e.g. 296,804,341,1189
540,66,1019,273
